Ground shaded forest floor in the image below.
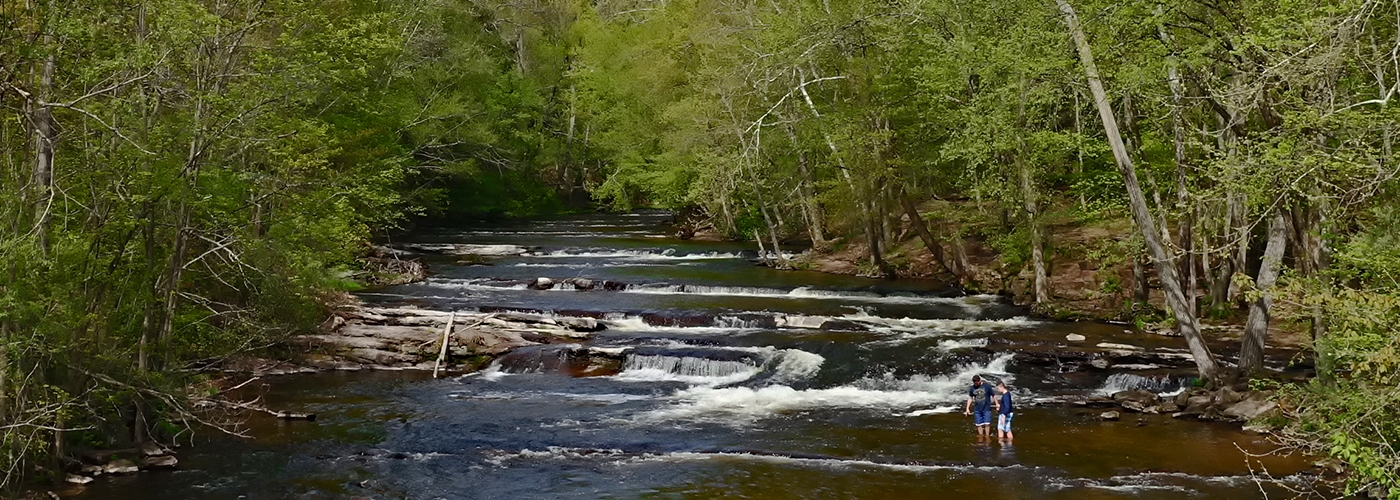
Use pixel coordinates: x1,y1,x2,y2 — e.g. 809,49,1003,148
792,199,1312,350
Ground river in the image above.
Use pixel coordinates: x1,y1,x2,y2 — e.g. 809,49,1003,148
77,211,1317,499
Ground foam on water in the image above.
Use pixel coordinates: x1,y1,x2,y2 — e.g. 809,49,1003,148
843,312,1036,333
901,406,960,417
623,284,984,307
644,354,1013,422
526,249,744,261
937,338,989,350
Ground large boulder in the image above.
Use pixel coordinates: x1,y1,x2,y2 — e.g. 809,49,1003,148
103,459,139,475
140,441,169,457
528,277,555,290
1120,400,1160,414
1214,386,1244,407
1222,391,1278,422
1112,389,1159,405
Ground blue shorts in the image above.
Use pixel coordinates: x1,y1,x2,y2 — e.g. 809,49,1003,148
998,412,1014,432
974,409,992,426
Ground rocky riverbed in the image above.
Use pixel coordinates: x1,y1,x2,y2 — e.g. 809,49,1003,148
66,212,1323,499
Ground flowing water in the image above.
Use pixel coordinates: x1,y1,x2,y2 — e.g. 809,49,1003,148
78,211,1318,499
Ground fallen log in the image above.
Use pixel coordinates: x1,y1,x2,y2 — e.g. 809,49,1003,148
433,311,457,379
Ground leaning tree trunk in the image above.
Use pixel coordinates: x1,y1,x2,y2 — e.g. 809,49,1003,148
1056,0,1220,380
900,194,960,281
1239,209,1288,376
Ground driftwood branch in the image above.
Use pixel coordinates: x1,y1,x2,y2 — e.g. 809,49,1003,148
433,310,457,379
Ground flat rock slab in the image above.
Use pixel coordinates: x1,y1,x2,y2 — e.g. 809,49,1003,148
337,324,440,343
345,348,418,365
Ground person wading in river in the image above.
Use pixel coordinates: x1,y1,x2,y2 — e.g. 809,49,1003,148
995,380,1014,443
964,374,995,437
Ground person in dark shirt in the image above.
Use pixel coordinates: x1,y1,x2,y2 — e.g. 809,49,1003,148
963,375,994,436
995,380,1014,442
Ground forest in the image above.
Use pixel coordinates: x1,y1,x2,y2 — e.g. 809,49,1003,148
2,0,1399,496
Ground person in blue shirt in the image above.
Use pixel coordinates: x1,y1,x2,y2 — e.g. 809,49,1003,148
995,380,1014,442
963,375,994,437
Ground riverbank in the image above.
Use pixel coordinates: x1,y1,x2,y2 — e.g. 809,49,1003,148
756,200,1316,355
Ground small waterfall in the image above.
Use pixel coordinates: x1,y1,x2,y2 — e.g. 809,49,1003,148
617,354,761,384
1099,373,1189,395
712,315,774,329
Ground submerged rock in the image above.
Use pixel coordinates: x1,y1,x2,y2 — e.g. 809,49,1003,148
1065,333,1086,342
65,474,93,485
1100,411,1121,421
141,455,178,470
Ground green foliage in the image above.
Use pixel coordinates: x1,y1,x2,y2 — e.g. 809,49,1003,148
1280,380,1400,498
2,0,1400,493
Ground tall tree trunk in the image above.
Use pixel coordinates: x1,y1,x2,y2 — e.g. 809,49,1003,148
1017,83,1049,304
1018,153,1048,304
780,119,824,248
1057,0,1220,380
1226,193,1249,303
741,129,785,267
866,205,888,276
561,85,575,190
1159,21,1197,315
796,149,826,247
1132,247,1150,304
156,200,191,368
1239,209,1288,376
30,47,56,254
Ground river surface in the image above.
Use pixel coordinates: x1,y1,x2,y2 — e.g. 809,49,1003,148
79,212,1316,499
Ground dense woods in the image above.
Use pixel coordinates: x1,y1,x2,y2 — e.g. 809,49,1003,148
2,0,1399,495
